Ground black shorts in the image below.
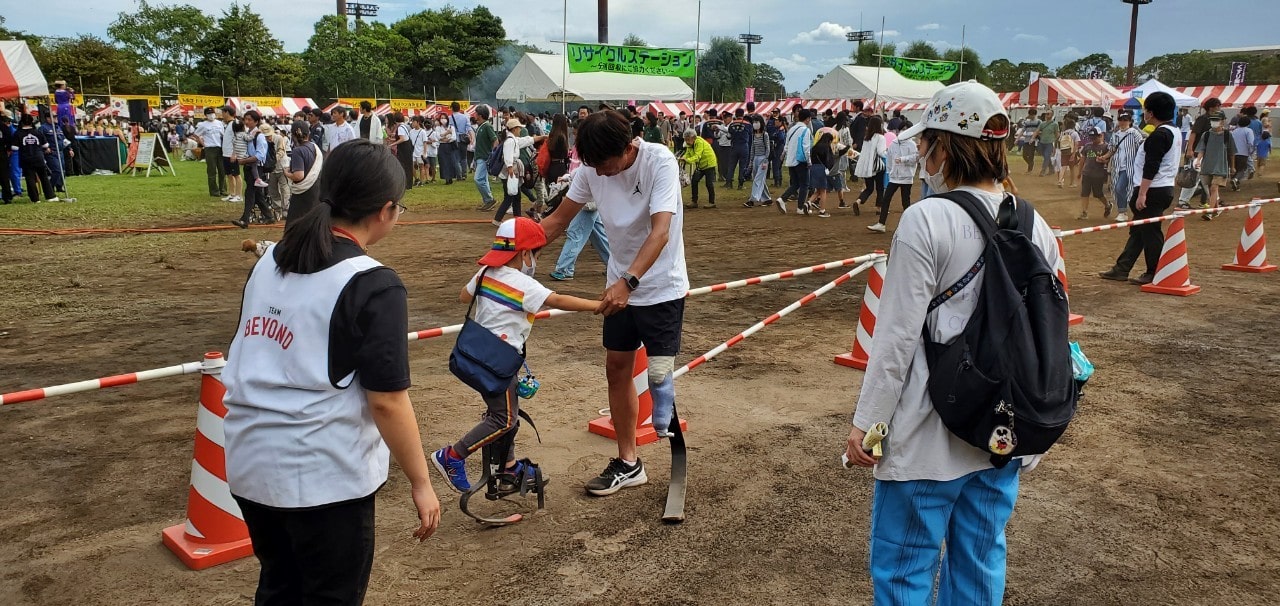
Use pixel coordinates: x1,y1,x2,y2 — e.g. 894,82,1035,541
1080,173,1106,199
603,298,684,356
223,157,241,176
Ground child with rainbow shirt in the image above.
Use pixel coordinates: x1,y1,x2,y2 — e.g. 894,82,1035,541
432,217,602,492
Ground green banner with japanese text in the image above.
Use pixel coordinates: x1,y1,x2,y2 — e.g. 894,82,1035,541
567,43,696,78
885,56,959,81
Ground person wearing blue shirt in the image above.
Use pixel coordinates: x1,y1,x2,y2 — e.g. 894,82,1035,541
38,115,70,196
232,110,274,227
775,109,813,213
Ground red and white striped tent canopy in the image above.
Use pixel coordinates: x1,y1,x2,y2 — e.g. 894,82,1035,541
226,97,319,117
639,101,695,117
1175,85,1280,108
372,103,445,118
688,99,852,117
92,98,162,119
162,104,194,117
1018,78,1123,107
0,41,47,98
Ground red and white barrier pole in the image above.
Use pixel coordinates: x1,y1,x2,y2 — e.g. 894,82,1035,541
1058,198,1278,238
0,360,205,405
1222,200,1277,273
1052,227,1085,326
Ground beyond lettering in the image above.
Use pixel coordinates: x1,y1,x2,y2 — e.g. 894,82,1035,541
243,315,294,349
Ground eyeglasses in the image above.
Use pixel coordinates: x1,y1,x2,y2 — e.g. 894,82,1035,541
394,202,408,214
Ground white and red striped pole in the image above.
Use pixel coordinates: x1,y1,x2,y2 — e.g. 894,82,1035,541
1142,215,1201,297
0,360,205,405
1052,227,1085,326
1058,198,1277,238
1222,200,1278,273
834,252,886,369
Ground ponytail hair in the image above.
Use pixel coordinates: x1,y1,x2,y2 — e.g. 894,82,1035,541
275,139,406,274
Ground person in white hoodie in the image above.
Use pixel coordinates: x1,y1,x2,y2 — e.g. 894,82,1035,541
493,117,545,226
868,121,919,233
853,115,889,212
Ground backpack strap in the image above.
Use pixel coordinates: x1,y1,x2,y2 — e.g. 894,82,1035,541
925,190,1036,312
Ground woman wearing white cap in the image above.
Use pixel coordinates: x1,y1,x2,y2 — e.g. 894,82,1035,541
843,81,1064,605
493,118,546,226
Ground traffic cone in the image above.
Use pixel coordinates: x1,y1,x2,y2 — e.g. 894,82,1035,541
588,346,686,446
1142,216,1201,296
161,352,254,570
1222,201,1278,273
1053,227,1086,325
835,252,886,369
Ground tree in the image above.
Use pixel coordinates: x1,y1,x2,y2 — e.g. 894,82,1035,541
463,40,548,104
1057,52,1116,81
1136,50,1280,87
696,36,751,101
751,63,786,99
108,1,213,90
31,35,146,93
303,16,411,98
0,16,38,43
622,34,647,47
903,40,940,60
942,48,987,85
850,41,896,67
194,3,288,95
986,59,1052,91
392,7,506,98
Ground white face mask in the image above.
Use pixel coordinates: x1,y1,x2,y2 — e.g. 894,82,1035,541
921,141,950,194
519,252,536,277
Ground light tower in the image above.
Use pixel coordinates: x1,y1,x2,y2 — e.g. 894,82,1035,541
1123,0,1153,86
846,29,875,62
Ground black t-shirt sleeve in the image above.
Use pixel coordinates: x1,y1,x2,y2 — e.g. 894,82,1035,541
1142,127,1175,180
329,266,411,392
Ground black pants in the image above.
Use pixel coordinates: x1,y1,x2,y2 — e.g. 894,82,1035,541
726,146,749,185
204,146,226,196
239,181,274,223
781,163,810,203
1021,143,1037,172
714,146,731,182
858,174,885,205
878,182,912,224
396,142,414,188
235,493,377,606
454,378,520,461
770,156,783,187
690,167,716,206
1,162,12,201
495,189,522,222
286,185,319,228
21,162,54,202
1113,186,1174,275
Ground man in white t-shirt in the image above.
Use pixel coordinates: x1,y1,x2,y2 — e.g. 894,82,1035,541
540,110,689,497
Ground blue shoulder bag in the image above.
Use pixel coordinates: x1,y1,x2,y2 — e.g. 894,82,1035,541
449,268,525,396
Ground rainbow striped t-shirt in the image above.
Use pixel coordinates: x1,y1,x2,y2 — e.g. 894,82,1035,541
465,266,554,351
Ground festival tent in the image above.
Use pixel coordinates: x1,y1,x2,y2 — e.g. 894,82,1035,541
496,53,693,102
1018,78,1122,107
1175,84,1280,108
801,65,943,106
640,101,695,117
1111,78,1199,110
225,97,319,117
0,41,47,98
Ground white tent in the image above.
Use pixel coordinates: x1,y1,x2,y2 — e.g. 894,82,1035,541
0,41,48,98
1114,78,1200,109
802,65,943,106
496,53,693,102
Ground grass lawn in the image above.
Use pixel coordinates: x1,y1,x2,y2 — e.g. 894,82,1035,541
0,159,491,230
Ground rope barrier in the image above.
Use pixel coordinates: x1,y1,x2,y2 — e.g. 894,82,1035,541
0,219,495,237
2,253,886,405
1058,197,1276,238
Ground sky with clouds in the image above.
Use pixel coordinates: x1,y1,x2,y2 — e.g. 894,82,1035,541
9,0,1279,94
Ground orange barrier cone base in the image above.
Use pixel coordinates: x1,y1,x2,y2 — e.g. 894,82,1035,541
162,524,254,570
833,352,869,370
1068,313,1085,326
1140,283,1201,297
588,416,688,446
1221,262,1278,273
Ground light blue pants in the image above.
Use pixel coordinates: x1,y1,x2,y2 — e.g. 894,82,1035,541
473,158,494,205
749,154,770,202
1113,171,1131,212
553,208,609,278
870,464,1020,606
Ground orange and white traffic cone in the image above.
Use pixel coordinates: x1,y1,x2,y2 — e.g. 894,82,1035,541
161,352,254,570
834,252,886,369
1053,227,1086,325
1222,200,1278,273
1142,216,1202,296
588,346,686,446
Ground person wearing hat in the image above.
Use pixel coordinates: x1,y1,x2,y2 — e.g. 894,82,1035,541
1077,127,1113,220
221,139,442,603
283,119,323,226
492,118,546,225
1101,113,1144,222
1100,91,1182,284
430,217,602,492
53,80,76,130
842,81,1063,605
681,127,718,208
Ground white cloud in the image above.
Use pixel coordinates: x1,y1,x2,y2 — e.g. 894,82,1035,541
790,21,854,45
917,23,941,31
680,41,709,51
1052,46,1085,61
1013,33,1048,43
881,30,901,37
790,53,807,63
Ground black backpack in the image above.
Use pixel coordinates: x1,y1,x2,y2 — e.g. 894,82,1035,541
486,132,505,178
262,137,277,172
923,190,1078,467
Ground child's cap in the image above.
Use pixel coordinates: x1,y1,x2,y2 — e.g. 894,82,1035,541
478,217,546,267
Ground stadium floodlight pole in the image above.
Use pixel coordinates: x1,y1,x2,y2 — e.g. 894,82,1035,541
692,1,701,112
1123,0,1153,86
562,0,568,114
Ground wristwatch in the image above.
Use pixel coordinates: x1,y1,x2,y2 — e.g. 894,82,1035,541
620,272,640,291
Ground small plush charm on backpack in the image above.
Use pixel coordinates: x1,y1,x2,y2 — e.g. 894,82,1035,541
989,426,1017,456
516,362,540,399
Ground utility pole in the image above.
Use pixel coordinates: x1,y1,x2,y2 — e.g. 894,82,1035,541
1123,0,1153,86
598,0,608,44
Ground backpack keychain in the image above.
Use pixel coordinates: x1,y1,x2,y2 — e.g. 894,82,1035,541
516,362,540,399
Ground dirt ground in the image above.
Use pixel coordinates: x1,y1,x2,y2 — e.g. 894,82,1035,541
2,172,1279,605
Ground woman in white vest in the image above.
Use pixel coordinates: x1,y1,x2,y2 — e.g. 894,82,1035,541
222,138,441,604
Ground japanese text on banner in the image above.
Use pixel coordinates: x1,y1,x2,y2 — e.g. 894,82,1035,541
567,43,697,78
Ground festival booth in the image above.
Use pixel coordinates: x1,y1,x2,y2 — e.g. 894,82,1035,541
1111,78,1199,110
1174,84,1280,108
225,97,319,118
802,65,943,108
496,52,693,102
1018,77,1122,108
640,101,695,117
0,40,47,99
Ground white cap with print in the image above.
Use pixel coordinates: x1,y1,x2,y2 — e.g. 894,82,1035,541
899,80,1010,141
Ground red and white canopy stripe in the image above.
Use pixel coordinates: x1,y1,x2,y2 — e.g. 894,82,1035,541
640,101,695,116
162,104,194,117
1175,85,1280,108
0,41,46,98
1019,78,1123,107
226,97,319,117
879,101,928,112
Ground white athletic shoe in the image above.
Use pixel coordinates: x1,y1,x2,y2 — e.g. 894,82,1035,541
221,195,233,201
867,223,887,233
45,197,60,203
775,197,788,214
1115,213,1129,222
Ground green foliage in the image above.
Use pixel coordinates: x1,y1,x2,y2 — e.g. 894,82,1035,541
850,41,897,67
942,48,986,85
1056,52,1115,80
107,1,213,90
392,6,506,97
31,35,147,93
194,4,288,95
903,41,941,61
1138,51,1280,87
303,16,411,99
986,59,1053,91
697,37,751,102
622,34,648,47
751,63,786,99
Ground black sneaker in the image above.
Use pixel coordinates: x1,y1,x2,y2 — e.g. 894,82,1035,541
585,458,648,496
1129,272,1154,285
1099,268,1129,281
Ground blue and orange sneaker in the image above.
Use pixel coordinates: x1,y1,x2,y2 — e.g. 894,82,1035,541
432,447,471,492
